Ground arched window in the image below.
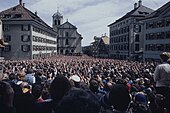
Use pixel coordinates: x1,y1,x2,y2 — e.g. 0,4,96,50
58,20,61,25
66,39,69,45
60,49,63,54
54,20,57,25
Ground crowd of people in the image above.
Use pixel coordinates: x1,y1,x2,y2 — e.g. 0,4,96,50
0,52,170,113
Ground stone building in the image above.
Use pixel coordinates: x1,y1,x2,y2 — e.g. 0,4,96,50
0,0,57,60
142,1,170,61
52,11,83,55
108,0,154,60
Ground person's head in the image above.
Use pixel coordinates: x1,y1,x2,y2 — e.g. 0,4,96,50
32,84,43,100
108,84,131,112
55,88,101,113
89,78,99,93
50,75,71,103
69,75,81,88
160,52,170,62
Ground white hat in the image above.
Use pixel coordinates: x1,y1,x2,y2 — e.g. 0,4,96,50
70,75,80,82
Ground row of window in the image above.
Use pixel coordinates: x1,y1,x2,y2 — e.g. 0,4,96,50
3,24,30,31
3,14,22,19
146,19,170,29
33,26,56,38
32,36,56,44
145,44,170,51
4,35,30,42
110,20,130,30
3,45,30,52
110,35,129,43
32,45,56,51
110,26,129,36
110,44,129,51
110,44,140,51
146,31,170,40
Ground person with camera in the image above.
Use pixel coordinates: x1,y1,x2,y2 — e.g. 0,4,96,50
0,81,16,113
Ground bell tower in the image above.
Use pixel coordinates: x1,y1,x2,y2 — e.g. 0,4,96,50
52,10,63,31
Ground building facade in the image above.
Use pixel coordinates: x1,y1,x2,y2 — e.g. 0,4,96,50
90,35,109,58
0,0,57,60
142,1,170,62
108,0,153,60
52,11,83,55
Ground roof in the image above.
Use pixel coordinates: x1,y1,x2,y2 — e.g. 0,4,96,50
143,1,170,20
59,21,77,29
53,10,63,17
102,36,109,45
0,4,52,29
108,5,154,26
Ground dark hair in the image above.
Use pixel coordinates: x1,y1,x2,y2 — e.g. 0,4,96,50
0,81,6,105
32,84,43,100
50,76,71,103
55,88,101,113
109,84,131,111
89,78,99,93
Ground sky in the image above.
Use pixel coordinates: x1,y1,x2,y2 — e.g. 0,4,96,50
0,0,169,46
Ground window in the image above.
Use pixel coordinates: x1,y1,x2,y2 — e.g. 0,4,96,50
65,39,69,45
166,31,170,39
165,44,170,51
22,25,30,31
3,25,10,31
157,20,164,27
21,35,30,42
58,20,61,25
60,49,63,54
156,44,164,51
135,44,139,51
4,35,11,42
21,45,30,52
166,19,170,26
13,14,22,18
55,20,57,25
156,32,164,39
4,14,11,19
135,34,140,42
71,49,74,53
65,32,69,37
4,45,11,52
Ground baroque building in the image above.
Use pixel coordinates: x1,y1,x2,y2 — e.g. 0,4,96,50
108,0,154,60
142,1,170,61
52,11,83,55
0,0,57,60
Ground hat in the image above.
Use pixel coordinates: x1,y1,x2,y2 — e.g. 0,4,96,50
134,92,147,104
70,75,80,82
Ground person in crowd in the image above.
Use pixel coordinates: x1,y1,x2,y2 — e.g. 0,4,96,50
0,81,16,113
54,88,101,113
101,84,131,113
129,92,150,113
154,52,170,112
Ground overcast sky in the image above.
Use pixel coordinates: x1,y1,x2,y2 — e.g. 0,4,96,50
0,0,169,46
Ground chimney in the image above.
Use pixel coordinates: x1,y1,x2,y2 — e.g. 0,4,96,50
23,3,25,7
138,0,142,7
19,0,22,5
134,3,137,9
35,11,37,15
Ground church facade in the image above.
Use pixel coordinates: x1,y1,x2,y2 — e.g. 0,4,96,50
52,11,83,55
